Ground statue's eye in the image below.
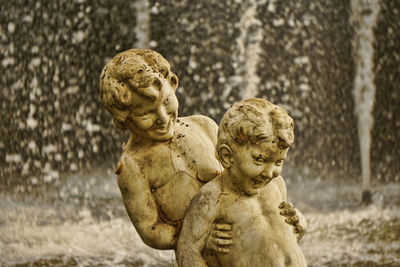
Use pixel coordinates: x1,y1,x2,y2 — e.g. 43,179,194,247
160,68,169,78
152,79,161,88
275,160,284,166
163,98,170,106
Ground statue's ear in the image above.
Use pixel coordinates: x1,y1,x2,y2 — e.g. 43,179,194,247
218,144,233,169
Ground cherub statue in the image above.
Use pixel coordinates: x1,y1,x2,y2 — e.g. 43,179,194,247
177,98,307,267
99,49,230,250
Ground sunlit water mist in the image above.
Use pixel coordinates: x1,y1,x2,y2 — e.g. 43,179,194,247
285,171,400,267
0,169,175,267
350,0,381,200
1,168,399,266
227,0,264,100
134,0,150,49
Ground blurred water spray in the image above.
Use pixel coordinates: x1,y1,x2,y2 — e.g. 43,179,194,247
229,0,264,99
1,168,399,266
134,0,150,49
350,0,381,204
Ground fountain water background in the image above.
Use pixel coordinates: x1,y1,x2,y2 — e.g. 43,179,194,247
228,0,264,100
1,166,399,266
350,0,381,204
1,0,399,266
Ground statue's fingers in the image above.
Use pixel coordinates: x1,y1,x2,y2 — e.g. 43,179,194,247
280,207,296,217
280,209,295,217
280,209,289,216
292,215,300,224
213,230,233,239
216,238,233,247
294,225,304,234
216,247,230,254
279,201,294,210
209,239,230,254
285,215,299,226
214,223,233,231
286,202,294,209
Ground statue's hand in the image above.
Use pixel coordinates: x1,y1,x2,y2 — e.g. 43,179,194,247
205,222,233,254
279,201,306,240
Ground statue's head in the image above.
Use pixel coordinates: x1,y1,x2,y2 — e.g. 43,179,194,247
100,49,179,142
217,98,294,195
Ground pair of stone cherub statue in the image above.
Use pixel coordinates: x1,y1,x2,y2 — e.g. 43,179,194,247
100,49,307,267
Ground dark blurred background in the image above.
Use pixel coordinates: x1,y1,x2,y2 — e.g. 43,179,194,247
1,1,400,266
1,0,399,187
1,0,399,188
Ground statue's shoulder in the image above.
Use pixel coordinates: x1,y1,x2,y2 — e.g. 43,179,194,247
181,115,218,141
183,114,218,127
198,176,222,199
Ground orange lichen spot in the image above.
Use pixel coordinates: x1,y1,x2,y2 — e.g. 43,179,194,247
237,134,248,142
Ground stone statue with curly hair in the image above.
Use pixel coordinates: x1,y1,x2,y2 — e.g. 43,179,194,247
177,98,307,267
99,49,232,251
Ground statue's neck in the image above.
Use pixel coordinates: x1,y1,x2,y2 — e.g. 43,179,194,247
221,170,246,196
127,131,172,147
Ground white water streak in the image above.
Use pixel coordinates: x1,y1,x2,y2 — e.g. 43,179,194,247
134,0,150,49
231,0,265,99
350,0,381,191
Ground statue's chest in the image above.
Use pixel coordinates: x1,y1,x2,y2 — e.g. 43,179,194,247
142,138,219,189
139,143,207,220
216,186,286,233
258,184,285,215
139,144,181,188
219,196,265,226
140,142,218,189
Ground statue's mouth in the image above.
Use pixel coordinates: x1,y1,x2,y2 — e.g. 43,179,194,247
153,118,173,135
251,177,272,188
251,178,264,187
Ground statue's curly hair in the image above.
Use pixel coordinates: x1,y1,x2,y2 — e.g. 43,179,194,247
99,49,179,130
217,98,294,153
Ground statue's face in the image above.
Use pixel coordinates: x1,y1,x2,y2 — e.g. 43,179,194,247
128,80,178,142
228,142,288,195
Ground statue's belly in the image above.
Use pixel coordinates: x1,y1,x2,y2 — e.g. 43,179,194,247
216,204,306,267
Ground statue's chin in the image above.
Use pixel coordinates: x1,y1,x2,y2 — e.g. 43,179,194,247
149,128,175,142
244,189,259,196
153,133,174,142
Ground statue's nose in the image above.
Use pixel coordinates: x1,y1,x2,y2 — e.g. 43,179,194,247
261,168,274,179
156,107,169,124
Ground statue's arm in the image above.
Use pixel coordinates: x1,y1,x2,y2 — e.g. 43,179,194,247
276,176,307,242
117,155,177,250
177,190,218,267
